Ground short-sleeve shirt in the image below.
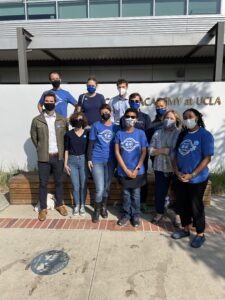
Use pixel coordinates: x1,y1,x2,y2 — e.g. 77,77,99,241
109,95,130,124
115,128,148,177
78,93,105,125
39,88,77,118
64,129,89,156
89,121,118,163
176,127,214,183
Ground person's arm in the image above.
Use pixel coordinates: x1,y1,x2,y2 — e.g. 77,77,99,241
64,150,71,175
115,143,135,178
67,91,77,106
149,131,169,156
37,93,45,113
37,102,43,113
87,140,95,170
30,119,38,148
131,147,147,178
180,156,211,182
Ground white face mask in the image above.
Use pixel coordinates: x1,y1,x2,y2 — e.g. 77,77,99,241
125,118,136,127
183,118,197,129
118,87,127,96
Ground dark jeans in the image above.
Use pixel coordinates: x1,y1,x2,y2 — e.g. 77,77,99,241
140,154,149,203
122,187,140,219
176,179,208,234
38,157,64,210
154,171,173,214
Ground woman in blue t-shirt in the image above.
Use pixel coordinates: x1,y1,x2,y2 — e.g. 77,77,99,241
64,112,89,216
115,108,148,227
77,77,105,126
88,104,118,223
171,108,214,248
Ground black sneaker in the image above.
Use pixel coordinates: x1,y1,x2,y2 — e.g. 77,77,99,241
191,235,205,248
171,230,190,239
131,217,140,228
117,216,129,226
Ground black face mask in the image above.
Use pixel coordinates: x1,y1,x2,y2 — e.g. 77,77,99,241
51,80,61,88
101,113,111,121
44,103,55,111
71,119,84,129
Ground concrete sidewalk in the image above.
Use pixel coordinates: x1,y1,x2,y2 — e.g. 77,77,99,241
0,195,225,300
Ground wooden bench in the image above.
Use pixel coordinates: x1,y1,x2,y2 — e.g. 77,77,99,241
9,172,211,207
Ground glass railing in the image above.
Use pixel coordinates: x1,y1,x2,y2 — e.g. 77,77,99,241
0,0,221,21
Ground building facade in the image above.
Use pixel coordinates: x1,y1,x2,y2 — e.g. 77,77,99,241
0,0,224,83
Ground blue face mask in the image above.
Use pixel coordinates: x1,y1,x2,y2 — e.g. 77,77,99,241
87,85,96,94
156,108,167,116
130,101,140,110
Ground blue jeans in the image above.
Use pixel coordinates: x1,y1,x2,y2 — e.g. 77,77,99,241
154,170,173,214
92,162,115,203
122,188,141,219
68,155,88,206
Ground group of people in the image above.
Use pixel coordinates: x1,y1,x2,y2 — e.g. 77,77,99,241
31,71,214,249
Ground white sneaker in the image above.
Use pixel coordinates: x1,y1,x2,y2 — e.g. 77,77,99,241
73,205,80,216
80,205,86,216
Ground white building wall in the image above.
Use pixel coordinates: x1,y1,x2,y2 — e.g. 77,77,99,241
0,82,224,172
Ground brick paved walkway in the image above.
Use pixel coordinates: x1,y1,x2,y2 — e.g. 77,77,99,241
0,217,225,233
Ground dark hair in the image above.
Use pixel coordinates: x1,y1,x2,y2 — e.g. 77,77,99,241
129,93,143,104
87,77,98,85
124,108,138,118
183,108,205,128
176,108,205,151
48,71,61,80
99,103,111,112
69,112,88,128
117,78,128,87
155,98,167,106
44,92,56,102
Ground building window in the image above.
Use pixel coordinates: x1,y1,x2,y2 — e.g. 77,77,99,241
155,0,186,16
0,3,25,21
189,0,220,14
27,1,56,20
89,0,119,18
58,1,87,19
122,0,153,17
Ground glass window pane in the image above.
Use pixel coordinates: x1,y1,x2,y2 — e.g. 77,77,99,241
90,0,119,18
155,0,186,16
28,2,56,20
0,3,25,21
122,0,152,17
189,0,220,14
59,1,87,19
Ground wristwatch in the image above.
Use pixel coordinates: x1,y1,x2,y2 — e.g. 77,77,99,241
191,172,197,178
136,166,141,170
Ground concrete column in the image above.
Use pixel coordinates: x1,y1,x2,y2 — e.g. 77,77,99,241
213,22,224,81
17,28,33,84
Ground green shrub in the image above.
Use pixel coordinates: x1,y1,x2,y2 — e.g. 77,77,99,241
210,167,225,195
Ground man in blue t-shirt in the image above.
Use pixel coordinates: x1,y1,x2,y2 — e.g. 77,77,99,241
37,71,77,118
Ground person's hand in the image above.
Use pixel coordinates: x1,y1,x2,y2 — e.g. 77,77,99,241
88,161,93,171
64,164,71,176
131,169,138,178
175,170,183,181
180,174,193,182
159,147,170,155
125,169,136,178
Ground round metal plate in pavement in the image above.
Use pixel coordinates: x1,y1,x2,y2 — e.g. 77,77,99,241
31,250,69,275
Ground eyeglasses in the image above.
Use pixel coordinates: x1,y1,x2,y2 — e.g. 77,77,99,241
130,99,140,103
125,115,136,119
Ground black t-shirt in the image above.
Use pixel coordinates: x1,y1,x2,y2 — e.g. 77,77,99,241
77,93,105,125
64,129,89,156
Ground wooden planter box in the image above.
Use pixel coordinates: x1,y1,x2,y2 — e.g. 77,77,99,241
9,172,211,207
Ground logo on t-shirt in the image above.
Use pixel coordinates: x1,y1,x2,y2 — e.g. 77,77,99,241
179,139,198,156
98,130,114,143
121,138,140,152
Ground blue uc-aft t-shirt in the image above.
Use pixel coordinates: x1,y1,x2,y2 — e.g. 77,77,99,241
39,88,77,117
176,127,214,183
89,121,118,163
115,128,148,177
